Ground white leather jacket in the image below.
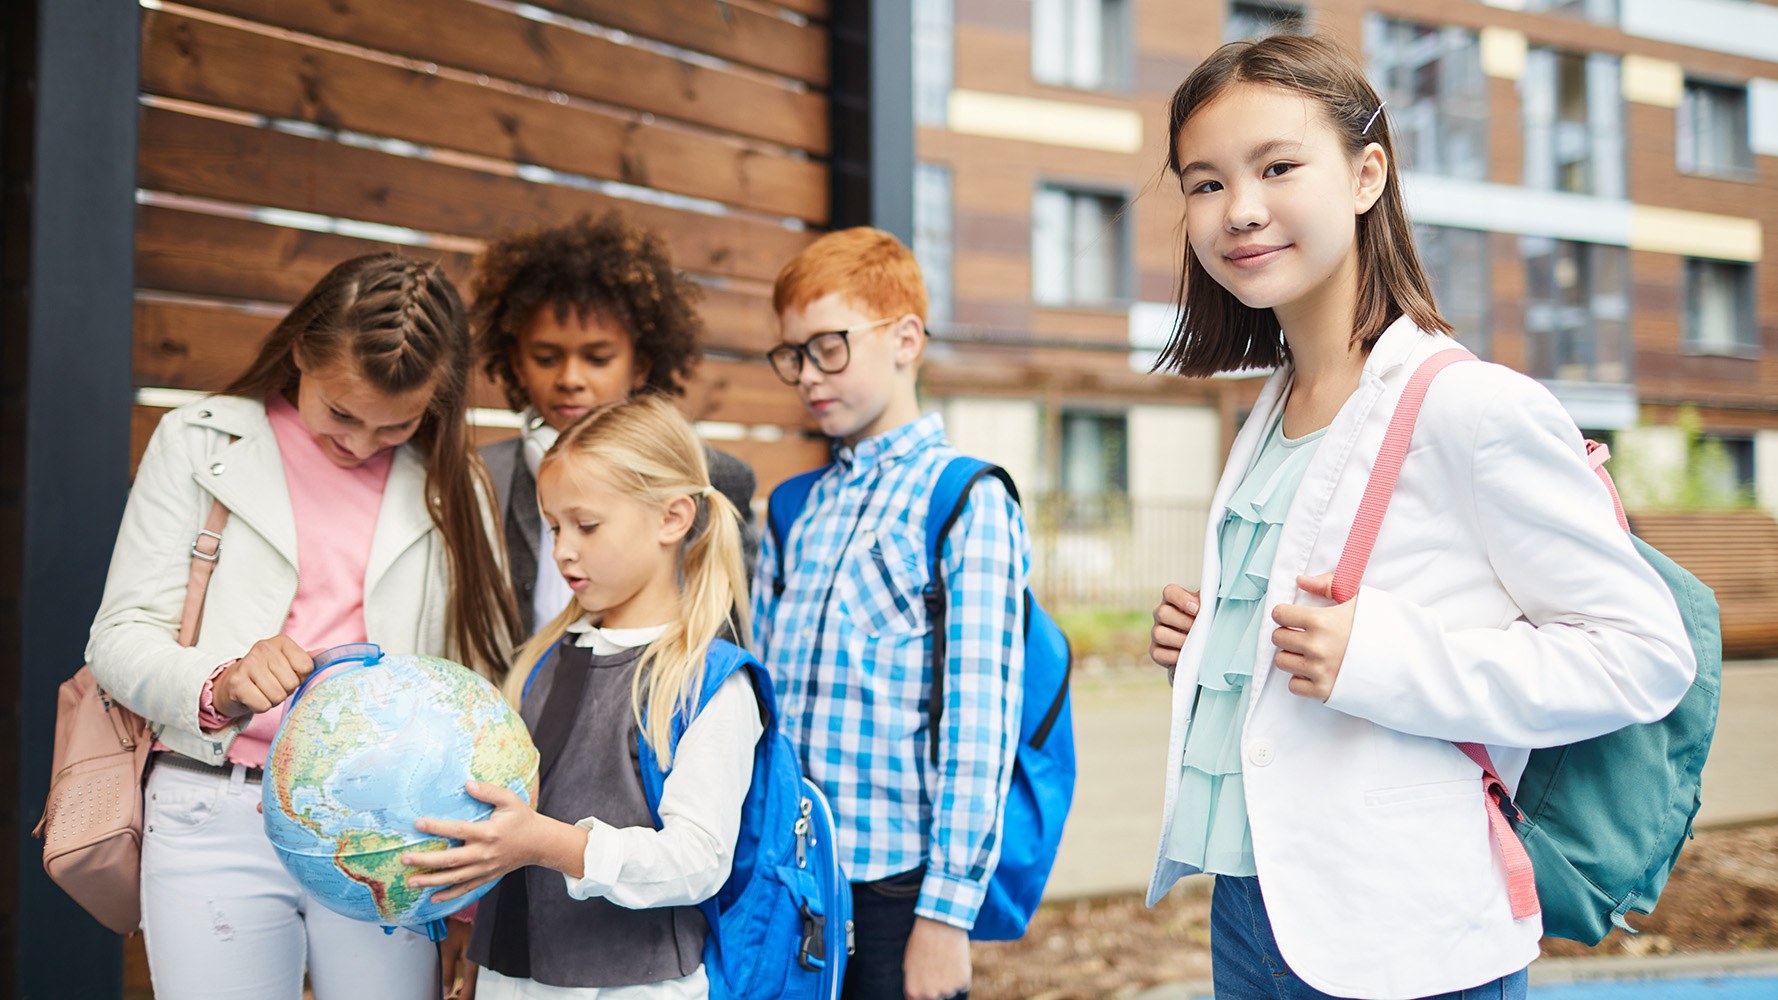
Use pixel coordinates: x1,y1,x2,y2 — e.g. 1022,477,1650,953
86,395,454,765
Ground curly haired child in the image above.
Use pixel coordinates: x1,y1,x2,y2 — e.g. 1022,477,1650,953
472,212,758,634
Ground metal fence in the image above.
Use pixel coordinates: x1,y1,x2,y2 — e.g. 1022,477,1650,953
1025,494,1211,612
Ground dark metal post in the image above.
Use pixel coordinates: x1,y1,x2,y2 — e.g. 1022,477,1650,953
829,0,915,242
1,0,139,995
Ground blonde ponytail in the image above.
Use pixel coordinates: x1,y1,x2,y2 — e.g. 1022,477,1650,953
512,395,750,766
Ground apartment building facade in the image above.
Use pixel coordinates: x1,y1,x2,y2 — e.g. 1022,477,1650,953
910,0,1778,604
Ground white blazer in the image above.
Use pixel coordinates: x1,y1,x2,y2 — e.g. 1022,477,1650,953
87,396,453,766
1147,318,1696,998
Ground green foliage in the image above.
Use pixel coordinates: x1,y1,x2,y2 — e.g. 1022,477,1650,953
1612,407,1756,511
1050,606,1153,662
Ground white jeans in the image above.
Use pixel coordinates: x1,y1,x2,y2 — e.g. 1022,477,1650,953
141,762,439,1000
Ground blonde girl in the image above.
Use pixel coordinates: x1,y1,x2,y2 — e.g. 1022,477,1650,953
406,394,761,1000
87,253,519,999
1143,34,1695,1000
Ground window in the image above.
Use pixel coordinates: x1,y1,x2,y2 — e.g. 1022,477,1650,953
914,163,954,328
1033,185,1128,306
1032,0,1132,91
1678,81,1754,177
1684,259,1757,355
1060,410,1128,496
914,0,953,126
1522,237,1631,383
1366,18,1487,180
1523,0,1618,22
1416,225,1492,358
1521,49,1624,198
1225,0,1307,41
1700,434,1757,502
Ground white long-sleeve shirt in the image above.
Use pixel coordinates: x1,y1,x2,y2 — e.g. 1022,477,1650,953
480,620,762,1000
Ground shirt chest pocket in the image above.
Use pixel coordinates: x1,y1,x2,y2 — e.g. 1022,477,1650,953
836,529,931,639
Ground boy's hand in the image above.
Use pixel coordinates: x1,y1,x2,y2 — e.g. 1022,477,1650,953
1149,585,1200,675
903,916,970,1000
213,636,317,718
1270,573,1355,702
404,780,566,902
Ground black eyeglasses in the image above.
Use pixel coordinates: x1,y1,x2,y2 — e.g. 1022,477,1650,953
766,317,896,385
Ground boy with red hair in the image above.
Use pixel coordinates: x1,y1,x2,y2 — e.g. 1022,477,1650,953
752,228,1030,1000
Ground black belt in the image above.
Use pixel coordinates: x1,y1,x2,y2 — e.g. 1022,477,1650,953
153,751,264,784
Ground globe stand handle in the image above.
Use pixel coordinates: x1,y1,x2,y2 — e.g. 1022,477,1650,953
287,642,385,714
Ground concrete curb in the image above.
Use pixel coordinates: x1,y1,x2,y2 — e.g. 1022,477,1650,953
1528,949,1778,983
1129,950,1778,999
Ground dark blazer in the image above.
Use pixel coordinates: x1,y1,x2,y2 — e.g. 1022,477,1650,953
483,435,759,634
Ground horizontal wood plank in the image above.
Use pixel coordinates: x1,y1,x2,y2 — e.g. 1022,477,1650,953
764,0,829,19
136,204,476,304
135,206,780,354
141,12,827,222
134,296,810,427
181,0,828,153
522,0,827,85
705,434,832,495
137,105,813,284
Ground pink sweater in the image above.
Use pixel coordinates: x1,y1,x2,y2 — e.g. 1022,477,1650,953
195,394,393,767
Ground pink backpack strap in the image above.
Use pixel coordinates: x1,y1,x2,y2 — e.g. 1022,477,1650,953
1586,441,1631,532
1330,349,1476,604
1326,347,1541,921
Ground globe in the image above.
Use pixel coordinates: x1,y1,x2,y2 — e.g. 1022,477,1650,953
262,643,539,932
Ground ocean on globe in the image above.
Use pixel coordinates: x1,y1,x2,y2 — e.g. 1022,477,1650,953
263,643,539,933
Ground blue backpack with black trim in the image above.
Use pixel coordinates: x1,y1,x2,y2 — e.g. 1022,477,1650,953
524,638,852,999
767,456,1075,941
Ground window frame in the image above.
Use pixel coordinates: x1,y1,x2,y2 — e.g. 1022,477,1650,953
1031,0,1135,94
1681,257,1759,359
1032,181,1132,309
1520,236,1634,385
1677,78,1756,181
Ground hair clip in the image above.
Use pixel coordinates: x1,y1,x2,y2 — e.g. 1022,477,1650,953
1361,101,1388,137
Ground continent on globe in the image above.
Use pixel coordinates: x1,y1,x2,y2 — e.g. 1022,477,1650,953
263,643,539,933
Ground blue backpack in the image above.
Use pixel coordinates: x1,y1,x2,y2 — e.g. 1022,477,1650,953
768,456,1076,941
524,639,852,999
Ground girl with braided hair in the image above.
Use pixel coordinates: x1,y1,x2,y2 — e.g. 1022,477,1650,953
87,253,520,998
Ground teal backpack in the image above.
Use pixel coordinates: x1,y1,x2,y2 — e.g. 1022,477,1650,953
1339,349,1723,945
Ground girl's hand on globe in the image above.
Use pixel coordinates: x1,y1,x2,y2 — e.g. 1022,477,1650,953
405,780,588,902
212,635,317,718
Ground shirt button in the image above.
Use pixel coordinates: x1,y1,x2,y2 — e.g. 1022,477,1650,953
209,462,225,476
1247,740,1275,767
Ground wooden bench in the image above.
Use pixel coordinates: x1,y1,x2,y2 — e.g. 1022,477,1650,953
1627,510,1778,659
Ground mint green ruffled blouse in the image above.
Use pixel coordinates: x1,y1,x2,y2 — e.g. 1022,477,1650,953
1164,413,1326,876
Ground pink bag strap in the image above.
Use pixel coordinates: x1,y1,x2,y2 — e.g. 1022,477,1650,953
1330,349,1477,604
1453,741,1542,920
177,499,229,648
1325,347,1541,921
1586,441,1631,532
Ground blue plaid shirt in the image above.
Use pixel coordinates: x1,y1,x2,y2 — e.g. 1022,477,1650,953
752,413,1028,930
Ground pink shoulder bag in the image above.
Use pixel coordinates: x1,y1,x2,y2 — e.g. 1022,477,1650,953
33,498,229,934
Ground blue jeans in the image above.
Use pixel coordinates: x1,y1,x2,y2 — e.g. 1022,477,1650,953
1210,875,1529,1000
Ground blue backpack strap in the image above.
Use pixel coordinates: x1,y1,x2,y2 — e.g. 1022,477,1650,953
519,637,567,703
923,457,1022,765
766,466,830,599
635,639,771,825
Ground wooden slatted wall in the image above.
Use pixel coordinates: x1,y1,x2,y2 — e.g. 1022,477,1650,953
134,0,837,492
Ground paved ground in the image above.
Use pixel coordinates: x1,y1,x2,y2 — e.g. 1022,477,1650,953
1047,660,1778,901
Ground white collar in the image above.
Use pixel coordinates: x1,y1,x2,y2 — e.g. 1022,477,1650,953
564,615,670,655
521,408,560,482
